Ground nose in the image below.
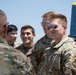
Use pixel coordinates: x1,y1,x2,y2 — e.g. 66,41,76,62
13,34,17,38
23,34,28,38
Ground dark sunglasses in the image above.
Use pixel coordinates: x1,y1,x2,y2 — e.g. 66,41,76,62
41,20,49,26
48,24,58,30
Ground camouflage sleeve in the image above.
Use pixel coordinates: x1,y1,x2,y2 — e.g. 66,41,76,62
15,49,37,75
31,41,45,73
61,48,76,75
31,45,38,72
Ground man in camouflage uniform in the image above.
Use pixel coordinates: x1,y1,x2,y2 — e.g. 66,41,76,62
0,9,36,75
16,25,36,59
5,24,21,48
31,11,55,73
38,13,76,75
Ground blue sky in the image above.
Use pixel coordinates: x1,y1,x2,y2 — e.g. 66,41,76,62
0,0,76,43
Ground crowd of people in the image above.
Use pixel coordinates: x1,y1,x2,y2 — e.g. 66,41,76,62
0,9,76,75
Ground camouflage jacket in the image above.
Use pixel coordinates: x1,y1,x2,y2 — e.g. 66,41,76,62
0,38,36,75
13,42,21,48
31,35,54,72
16,44,34,58
38,37,76,75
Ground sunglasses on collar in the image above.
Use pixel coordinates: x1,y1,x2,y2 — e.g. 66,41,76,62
48,24,58,30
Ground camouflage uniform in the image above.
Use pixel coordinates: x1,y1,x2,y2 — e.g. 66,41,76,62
11,42,21,48
38,37,76,75
16,44,34,58
31,35,54,72
0,38,36,75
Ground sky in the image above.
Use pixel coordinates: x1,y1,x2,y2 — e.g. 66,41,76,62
0,0,76,43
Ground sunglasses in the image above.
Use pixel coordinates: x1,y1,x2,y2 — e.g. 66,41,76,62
41,20,50,26
48,24,58,30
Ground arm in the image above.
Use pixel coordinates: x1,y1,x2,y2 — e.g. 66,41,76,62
61,49,76,75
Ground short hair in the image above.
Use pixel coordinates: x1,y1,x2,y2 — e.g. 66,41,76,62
50,13,67,26
0,9,7,18
0,9,7,26
21,25,35,34
7,24,18,33
42,11,56,18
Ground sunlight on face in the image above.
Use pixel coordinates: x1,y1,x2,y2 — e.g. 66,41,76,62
47,18,67,41
21,28,35,44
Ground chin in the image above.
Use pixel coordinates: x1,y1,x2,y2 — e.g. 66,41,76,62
51,36,55,39
24,41,30,44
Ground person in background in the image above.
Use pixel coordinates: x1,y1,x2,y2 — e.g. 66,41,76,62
31,11,56,73
38,13,76,75
5,24,21,48
16,25,36,58
0,9,36,75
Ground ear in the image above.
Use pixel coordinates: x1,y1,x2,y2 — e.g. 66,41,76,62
33,33,36,37
3,25,8,34
3,25,8,38
63,25,67,30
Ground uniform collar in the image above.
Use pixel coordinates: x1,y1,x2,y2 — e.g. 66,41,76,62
54,37,69,48
42,35,54,45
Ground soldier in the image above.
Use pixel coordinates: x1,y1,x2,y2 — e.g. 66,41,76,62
38,13,76,75
31,11,56,73
0,9,36,75
5,24,21,48
16,25,36,59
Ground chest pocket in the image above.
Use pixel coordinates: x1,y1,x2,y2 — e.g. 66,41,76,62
52,54,61,70
48,51,61,71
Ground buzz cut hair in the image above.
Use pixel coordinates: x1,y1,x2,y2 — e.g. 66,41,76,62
0,9,7,18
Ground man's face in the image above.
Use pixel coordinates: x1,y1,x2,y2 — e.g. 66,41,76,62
41,18,49,34
47,18,67,41
41,17,53,38
20,28,35,44
6,31,17,44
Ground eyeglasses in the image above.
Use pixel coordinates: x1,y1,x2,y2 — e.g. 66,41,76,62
48,24,58,30
41,20,50,26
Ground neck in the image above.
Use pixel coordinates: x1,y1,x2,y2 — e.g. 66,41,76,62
55,35,67,43
6,40,13,46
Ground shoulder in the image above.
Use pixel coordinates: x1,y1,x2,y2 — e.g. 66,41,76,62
0,45,28,61
35,35,53,46
60,38,76,55
36,35,46,44
68,37,76,47
57,37,76,49
34,35,45,49
55,37,76,53
0,46,34,75
14,42,22,48
64,37,76,48
15,43,23,50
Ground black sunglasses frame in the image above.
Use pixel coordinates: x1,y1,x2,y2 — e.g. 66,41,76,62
48,24,58,30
